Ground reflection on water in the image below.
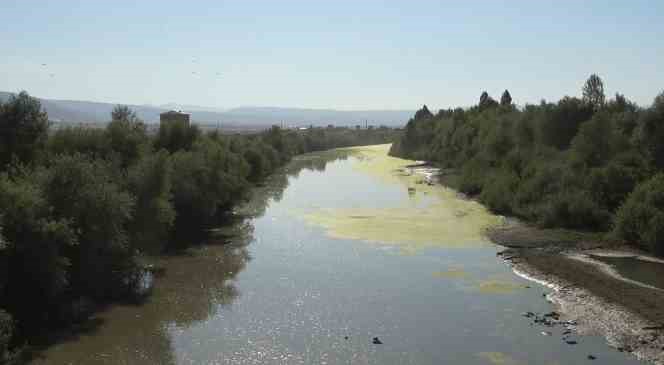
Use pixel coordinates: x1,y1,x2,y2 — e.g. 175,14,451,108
590,255,664,291
33,145,642,364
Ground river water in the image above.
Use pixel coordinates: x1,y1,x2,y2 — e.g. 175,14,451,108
33,145,642,364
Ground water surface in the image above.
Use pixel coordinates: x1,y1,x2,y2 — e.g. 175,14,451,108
33,145,642,364
591,255,664,291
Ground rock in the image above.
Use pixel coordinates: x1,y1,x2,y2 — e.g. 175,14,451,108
522,312,535,318
565,340,578,345
587,355,596,360
344,336,349,340
372,337,383,344
544,311,560,320
541,331,552,336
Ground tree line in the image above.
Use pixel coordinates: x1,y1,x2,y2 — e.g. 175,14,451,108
390,75,664,256
0,92,399,363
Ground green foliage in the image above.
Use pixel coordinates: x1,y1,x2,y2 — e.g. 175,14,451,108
155,119,200,153
0,92,49,168
106,106,149,167
126,151,175,254
41,154,136,300
569,112,614,168
479,170,518,214
390,76,664,254
47,127,110,159
170,138,249,238
0,98,399,357
479,91,498,111
633,91,664,169
500,90,512,106
613,174,664,254
0,166,77,329
538,97,594,149
0,310,16,365
582,73,606,110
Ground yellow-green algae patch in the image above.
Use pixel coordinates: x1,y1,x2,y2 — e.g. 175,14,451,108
432,268,469,279
476,280,527,294
298,144,501,252
477,351,523,365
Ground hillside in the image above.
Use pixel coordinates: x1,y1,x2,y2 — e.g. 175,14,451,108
0,92,410,128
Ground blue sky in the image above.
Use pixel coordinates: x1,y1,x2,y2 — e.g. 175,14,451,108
1,0,663,110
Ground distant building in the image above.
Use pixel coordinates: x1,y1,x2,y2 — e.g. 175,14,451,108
159,110,190,127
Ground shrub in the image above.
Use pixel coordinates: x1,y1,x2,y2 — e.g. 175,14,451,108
479,171,519,214
0,310,16,364
0,92,49,168
539,189,611,230
126,151,175,254
41,154,136,300
613,174,664,255
0,167,77,328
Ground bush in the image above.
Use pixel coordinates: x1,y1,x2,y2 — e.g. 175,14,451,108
539,189,611,230
126,151,175,254
41,154,136,300
479,171,519,214
0,167,76,328
0,310,16,364
613,174,664,255
0,92,49,168
47,127,110,159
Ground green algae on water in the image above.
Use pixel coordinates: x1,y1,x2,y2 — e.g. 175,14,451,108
298,144,502,252
477,351,523,365
432,268,469,279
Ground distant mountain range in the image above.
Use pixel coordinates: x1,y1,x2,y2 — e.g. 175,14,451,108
0,92,411,128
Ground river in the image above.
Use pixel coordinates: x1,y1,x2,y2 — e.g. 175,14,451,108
32,145,642,364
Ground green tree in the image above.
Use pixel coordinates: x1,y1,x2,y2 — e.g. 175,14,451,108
500,90,512,106
127,151,175,254
569,113,613,168
42,154,136,300
582,74,606,110
155,119,200,153
613,173,664,254
0,166,77,329
538,97,594,149
633,91,664,169
0,92,49,168
106,105,149,167
479,92,498,110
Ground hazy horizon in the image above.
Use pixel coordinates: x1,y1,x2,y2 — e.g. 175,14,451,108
2,0,663,110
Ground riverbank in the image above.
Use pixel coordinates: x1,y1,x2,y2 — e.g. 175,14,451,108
488,221,664,364
424,166,664,363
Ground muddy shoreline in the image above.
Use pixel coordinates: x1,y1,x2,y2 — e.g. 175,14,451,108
488,222,664,364
423,167,664,363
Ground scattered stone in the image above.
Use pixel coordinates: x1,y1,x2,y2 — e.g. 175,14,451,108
372,337,383,345
541,331,552,336
344,336,349,340
587,355,596,360
522,312,535,318
566,340,578,345
562,330,572,335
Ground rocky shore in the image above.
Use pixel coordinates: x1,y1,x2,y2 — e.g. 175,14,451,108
488,222,664,364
